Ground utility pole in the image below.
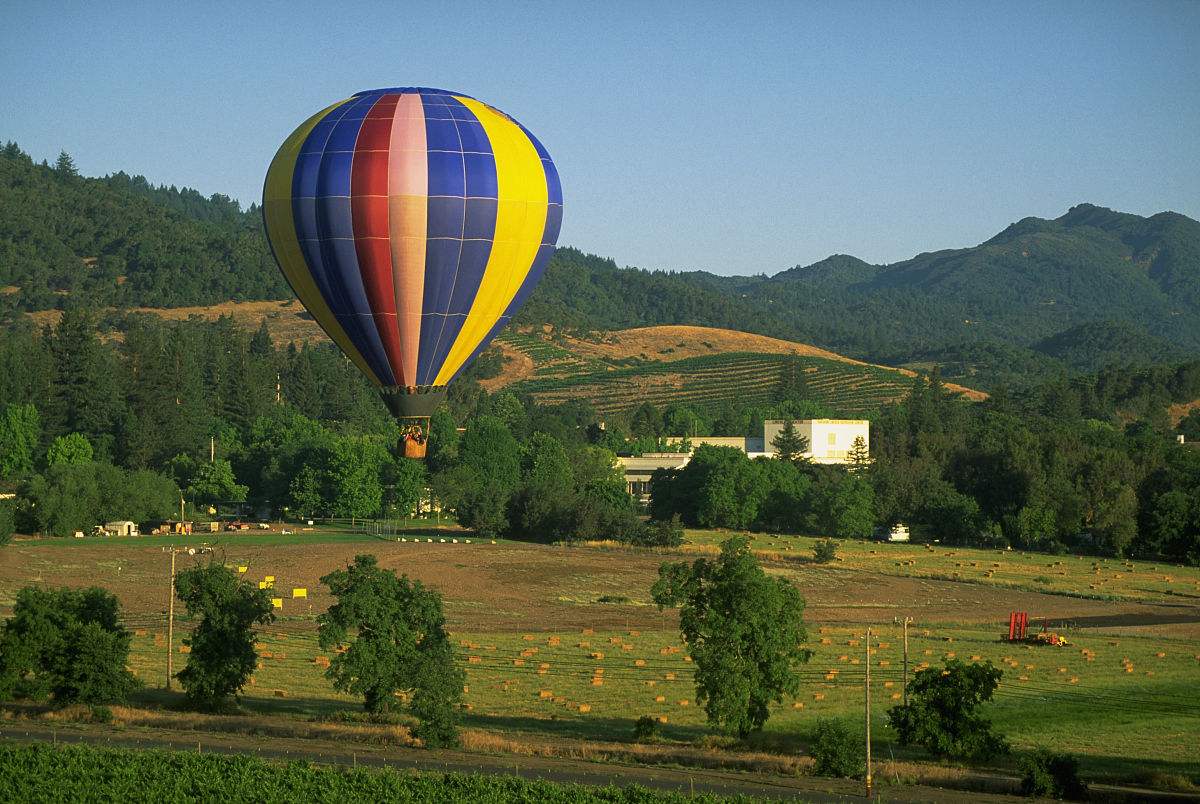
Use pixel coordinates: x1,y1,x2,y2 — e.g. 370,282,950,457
166,547,177,689
902,616,913,706
865,626,872,800
210,436,215,463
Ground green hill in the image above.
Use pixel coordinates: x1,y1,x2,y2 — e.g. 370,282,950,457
3,141,1197,388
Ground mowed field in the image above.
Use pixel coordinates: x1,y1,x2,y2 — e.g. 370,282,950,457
1,527,1197,784
489,327,985,416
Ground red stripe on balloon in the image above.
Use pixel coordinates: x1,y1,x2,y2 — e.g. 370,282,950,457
351,93,406,384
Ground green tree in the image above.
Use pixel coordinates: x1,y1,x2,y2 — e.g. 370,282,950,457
630,402,664,439
186,458,248,505
0,502,14,546
54,150,78,176
318,555,464,746
828,473,875,538
774,356,810,406
288,465,324,517
508,432,574,539
887,659,1008,760
383,456,426,518
173,563,275,711
434,416,520,536
0,403,40,479
23,463,100,536
46,310,123,452
0,586,137,704
771,419,809,462
651,537,811,736
46,432,94,466
324,437,389,518
846,435,871,473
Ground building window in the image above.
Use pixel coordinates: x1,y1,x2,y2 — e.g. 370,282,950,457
827,432,837,445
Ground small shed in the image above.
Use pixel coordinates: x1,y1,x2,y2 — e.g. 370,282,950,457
103,521,139,537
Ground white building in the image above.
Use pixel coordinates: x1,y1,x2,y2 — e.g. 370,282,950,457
618,419,870,499
763,419,870,464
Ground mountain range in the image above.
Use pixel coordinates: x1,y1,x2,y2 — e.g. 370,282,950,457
2,142,1197,388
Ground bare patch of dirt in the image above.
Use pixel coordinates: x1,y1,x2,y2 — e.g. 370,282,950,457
1168,399,1200,426
27,301,328,347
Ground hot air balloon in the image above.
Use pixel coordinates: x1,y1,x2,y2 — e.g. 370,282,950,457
263,87,562,457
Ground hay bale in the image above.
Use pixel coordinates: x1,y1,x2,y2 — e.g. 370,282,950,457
634,659,646,667
813,693,825,701
513,659,525,667
664,672,676,681
891,692,901,700
792,701,804,709
578,704,591,713
539,690,553,699
274,689,287,698
677,699,689,707
656,715,668,723
655,695,666,702
468,656,481,664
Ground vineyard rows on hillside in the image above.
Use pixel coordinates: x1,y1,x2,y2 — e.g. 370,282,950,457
495,334,914,416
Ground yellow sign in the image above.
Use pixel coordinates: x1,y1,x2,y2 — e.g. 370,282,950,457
264,575,275,582
238,566,248,574
292,588,307,599
271,598,283,609
258,581,268,589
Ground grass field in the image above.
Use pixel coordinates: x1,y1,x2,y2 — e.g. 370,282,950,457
2,526,1198,788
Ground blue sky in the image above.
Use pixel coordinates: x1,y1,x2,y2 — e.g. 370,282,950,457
3,1,1198,275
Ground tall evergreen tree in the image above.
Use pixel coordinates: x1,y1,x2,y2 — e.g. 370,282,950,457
771,420,809,462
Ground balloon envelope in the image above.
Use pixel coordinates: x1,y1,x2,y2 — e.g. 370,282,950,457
263,87,562,408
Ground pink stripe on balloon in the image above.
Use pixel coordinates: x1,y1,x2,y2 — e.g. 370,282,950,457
388,93,428,387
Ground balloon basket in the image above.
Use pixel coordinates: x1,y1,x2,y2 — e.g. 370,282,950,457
403,438,428,459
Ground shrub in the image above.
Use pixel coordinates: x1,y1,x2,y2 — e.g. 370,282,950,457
813,539,838,563
1020,748,1088,800
89,705,114,724
632,515,685,548
809,719,864,777
0,586,138,704
887,659,1008,761
632,715,662,742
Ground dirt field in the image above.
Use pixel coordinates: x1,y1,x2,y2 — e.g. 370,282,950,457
1,533,1190,634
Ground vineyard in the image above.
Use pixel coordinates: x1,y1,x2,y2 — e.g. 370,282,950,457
0,743,744,803
495,331,921,416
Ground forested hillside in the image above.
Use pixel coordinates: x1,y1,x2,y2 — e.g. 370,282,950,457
2,142,1198,387
0,143,288,309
